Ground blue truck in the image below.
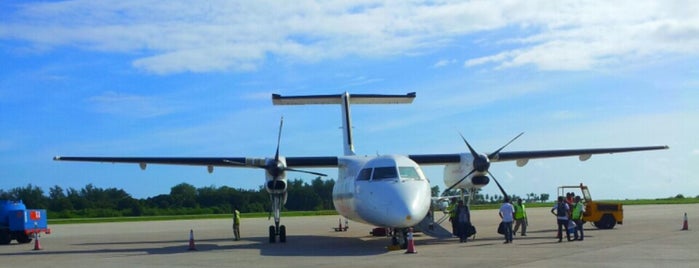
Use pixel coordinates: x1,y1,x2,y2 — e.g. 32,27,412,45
0,200,50,245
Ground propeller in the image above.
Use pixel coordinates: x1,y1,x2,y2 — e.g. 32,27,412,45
442,132,524,199
224,117,326,177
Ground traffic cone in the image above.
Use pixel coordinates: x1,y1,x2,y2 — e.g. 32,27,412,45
682,213,689,231
338,218,343,231
405,228,416,254
33,232,42,250
188,229,197,251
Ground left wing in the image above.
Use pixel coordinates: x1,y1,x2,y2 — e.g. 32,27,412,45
53,156,340,169
408,145,669,165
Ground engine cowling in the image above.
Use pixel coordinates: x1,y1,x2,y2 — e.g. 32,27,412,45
472,175,490,187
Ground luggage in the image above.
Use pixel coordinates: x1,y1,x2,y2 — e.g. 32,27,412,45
497,222,506,235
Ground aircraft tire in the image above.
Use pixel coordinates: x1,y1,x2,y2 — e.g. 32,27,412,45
268,225,276,243
279,225,286,243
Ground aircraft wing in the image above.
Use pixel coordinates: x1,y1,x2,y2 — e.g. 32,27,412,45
53,156,340,168
408,145,669,165
54,145,667,168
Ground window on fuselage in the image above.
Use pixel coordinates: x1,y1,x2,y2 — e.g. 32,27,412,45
399,166,421,180
357,168,372,181
372,167,398,180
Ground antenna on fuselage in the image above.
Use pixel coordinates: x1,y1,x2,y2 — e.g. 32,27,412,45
272,92,416,156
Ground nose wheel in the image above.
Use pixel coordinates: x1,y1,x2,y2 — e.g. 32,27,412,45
269,225,287,243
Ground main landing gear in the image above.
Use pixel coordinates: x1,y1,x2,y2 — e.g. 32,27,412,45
390,228,408,249
268,193,287,243
269,225,287,243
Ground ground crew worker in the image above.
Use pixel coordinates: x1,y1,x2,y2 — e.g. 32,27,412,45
513,198,528,236
571,196,585,240
447,198,458,236
233,207,241,241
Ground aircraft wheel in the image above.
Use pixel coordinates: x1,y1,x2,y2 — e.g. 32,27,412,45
15,232,32,244
279,225,287,243
268,225,276,243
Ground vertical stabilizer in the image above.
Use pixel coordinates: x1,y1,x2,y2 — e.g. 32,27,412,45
272,92,416,156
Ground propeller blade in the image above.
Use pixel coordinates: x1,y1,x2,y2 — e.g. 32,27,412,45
459,132,479,157
487,171,509,199
488,132,524,159
274,117,284,162
442,169,477,196
285,167,327,177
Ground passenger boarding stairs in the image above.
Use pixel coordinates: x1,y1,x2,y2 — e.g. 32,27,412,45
414,211,453,239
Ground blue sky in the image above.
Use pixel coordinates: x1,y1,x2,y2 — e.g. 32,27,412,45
1,0,698,200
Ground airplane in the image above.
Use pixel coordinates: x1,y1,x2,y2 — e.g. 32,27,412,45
54,92,668,246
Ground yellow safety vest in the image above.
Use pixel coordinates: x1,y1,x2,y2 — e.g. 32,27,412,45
571,203,584,220
234,210,241,225
514,203,526,219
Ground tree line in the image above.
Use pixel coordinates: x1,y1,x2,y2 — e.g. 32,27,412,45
2,178,552,219
0,177,334,218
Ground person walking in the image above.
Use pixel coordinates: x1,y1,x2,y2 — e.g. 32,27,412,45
499,197,515,244
551,196,572,242
455,200,471,243
571,196,585,241
233,207,241,241
513,198,528,236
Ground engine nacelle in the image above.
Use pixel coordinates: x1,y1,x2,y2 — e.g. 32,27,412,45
472,175,490,187
266,180,287,192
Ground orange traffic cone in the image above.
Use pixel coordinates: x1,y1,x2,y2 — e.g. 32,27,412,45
682,213,689,230
33,232,42,250
405,228,416,254
188,229,197,251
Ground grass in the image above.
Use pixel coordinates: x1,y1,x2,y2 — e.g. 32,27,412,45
48,198,699,225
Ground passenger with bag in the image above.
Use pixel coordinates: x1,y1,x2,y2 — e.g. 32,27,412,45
455,200,471,243
551,196,572,242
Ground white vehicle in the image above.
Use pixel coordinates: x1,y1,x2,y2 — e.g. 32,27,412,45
54,92,667,247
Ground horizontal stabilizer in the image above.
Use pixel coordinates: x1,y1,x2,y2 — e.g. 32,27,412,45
272,92,416,105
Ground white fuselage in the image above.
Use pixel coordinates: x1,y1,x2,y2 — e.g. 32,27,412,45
332,155,432,228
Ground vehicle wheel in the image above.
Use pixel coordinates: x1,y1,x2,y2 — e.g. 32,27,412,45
279,225,286,243
595,214,617,229
0,230,11,245
16,232,32,244
268,225,276,243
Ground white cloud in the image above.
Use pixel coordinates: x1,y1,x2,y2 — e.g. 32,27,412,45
2,0,698,74
86,91,174,118
433,59,456,68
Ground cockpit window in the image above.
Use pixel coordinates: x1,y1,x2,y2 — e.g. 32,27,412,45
372,167,398,180
399,167,421,180
357,168,372,181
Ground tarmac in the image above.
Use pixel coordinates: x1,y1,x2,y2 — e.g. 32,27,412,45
1,203,697,268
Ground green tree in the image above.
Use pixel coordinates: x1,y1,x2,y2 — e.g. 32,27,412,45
170,183,197,208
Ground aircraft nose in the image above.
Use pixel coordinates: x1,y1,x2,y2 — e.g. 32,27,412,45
359,180,431,228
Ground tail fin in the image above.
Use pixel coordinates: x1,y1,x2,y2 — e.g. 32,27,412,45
272,92,416,156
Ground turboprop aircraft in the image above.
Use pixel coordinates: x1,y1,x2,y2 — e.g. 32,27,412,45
54,92,668,247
